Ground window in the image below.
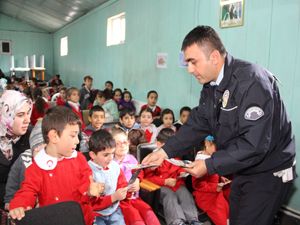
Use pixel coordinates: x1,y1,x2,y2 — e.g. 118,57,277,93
107,12,126,46
60,36,68,56
0,40,12,55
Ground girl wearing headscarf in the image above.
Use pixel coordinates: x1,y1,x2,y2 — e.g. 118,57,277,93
0,90,32,208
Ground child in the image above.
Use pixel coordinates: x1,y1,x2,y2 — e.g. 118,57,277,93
0,90,32,208
139,108,158,143
173,107,191,131
119,91,136,113
4,119,45,210
140,90,161,120
105,81,114,91
128,129,147,158
80,75,93,110
9,106,101,225
84,105,106,137
192,135,230,225
111,128,160,225
117,108,140,133
88,129,127,225
143,128,200,225
65,87,85,129
56,87,67,106
157,108,176,133
94,89,119,123
30,87,50,125
113,88,122,109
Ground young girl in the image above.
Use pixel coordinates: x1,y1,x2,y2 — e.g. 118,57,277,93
192,135,231,225
139,108,158,143
30,87,50,126
0,90,32,208
113,88,123,109
65,87,85,129
157,108,176,133
119,91,136,113
112,128,160,225
140,90,161,120
56,87,67,106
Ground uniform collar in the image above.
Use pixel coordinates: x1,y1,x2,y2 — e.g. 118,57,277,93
210,64,224,86
34,148,77,170
216,53,234,92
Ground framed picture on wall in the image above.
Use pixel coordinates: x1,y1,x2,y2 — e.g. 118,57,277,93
220,0,244,28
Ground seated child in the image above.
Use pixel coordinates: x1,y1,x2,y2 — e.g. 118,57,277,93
128,129,147,158
84,105,106,137
119,91,136,113
94,89,119,123
116,108,140,133
65,87,86,129
56,87,67,106
139,108,158,143
173,106,191,131
30,87,50,126
157,108,176,133
112,128,160,225
143,128,200,225
140,90,161,122
4,119,45,210
88,129,127,225
9,106,102,225
192,135,230,225
113,88,123,110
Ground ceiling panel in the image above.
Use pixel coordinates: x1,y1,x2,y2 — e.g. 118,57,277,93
0,0,109,32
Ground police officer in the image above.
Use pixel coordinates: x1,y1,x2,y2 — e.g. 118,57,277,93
142,25,296,225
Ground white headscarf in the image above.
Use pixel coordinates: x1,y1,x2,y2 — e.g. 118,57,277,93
0,90,32,160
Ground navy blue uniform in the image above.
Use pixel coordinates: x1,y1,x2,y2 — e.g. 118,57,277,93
163,54,296,225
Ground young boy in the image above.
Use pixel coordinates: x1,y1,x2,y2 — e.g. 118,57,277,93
84,105,106,137
9,106,102,225
80,75,93,110
143,128,200,225
88,129,127,225
173,106,191,131
117,108,140,133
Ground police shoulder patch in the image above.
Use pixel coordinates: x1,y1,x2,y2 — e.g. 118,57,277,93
244,106,264,121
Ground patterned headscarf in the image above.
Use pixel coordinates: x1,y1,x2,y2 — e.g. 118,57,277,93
0,90,32,160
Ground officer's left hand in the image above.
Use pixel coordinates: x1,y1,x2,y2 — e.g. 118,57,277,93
184,160,207,178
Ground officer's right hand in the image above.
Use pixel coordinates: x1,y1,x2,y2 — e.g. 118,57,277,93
142,148,168,166
184,159,207,178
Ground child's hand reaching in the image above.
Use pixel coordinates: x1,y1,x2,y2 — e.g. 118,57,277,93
9,206,32,220
128,178,140,192
165,178,177,187
112,187,128,202
88,176,105,197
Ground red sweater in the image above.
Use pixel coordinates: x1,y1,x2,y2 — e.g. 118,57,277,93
10,152,94,225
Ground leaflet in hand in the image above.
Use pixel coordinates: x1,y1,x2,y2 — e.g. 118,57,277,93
131,164,159,170
166,158,192,168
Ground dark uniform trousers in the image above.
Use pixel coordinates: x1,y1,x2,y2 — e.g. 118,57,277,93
230,171,293,225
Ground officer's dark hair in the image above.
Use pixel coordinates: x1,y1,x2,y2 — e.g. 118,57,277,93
89,129,116,153
160,108,175,123
147,90,158,98
42,106,81,144
119,108,135,119
157,128,175,144
89,105,105,117
181,25,226,58
180,106,191,115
